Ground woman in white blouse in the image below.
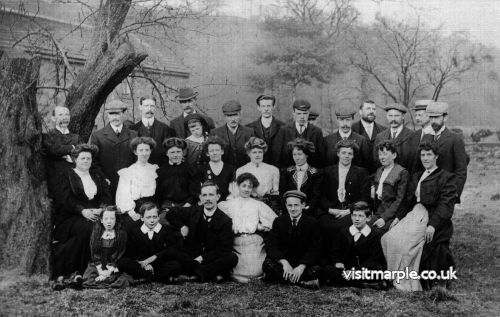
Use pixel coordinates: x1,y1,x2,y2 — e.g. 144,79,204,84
115,137,158,231
218,172,277,283
235,137,280,211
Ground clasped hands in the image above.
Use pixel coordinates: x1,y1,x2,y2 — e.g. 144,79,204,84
280,260,305,283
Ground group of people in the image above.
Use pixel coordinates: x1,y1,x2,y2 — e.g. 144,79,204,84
43,87,467,292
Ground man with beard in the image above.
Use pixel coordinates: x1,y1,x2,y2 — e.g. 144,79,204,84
210,100,254,168
246,93,285,166
324,105,372,171
131,97,176,166
352,100,387,162
421,101,467,203
170,87,215,138
90,100,138,196
373,103,415,172
43,106,83,198
280,99,326,168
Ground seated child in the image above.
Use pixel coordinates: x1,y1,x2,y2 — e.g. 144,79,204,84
263,190,322,289
323,201,386,288
117,202,182,283
82,206,129,288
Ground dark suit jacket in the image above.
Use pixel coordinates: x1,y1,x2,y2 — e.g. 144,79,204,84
247,117,285,166
324,131,372,172
170,113,215,138
122,224,182,262
266,214,322,267
372,163,409,224
279,165,323,214
373,127,415,171
319,165,370,216
90,124,138,195
42,129,82,197
54,168,112,226
166,206,235,263
421,128,467,201
329,227,385,270
399,168,457,233
280,123,326,168
131,119,176,166
352,120,387,144
209,125,254,168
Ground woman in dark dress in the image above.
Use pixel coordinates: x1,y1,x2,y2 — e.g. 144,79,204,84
157,138,199,209
196,136,235,201
279,138,323,216
184,113,210,170
52,144,112,290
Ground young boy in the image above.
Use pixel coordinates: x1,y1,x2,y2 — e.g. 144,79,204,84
323,201,386,288
117,202,182,283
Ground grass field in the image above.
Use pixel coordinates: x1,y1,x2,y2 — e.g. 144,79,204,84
1,149,499,316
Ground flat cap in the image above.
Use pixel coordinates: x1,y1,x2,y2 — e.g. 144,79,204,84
283,190,307,202
256,91,276,106
384,103,407,114
412,99,433,111
105,99,127,112
176,87,198,101
292,99,311,111
222,100,242,115
308,110,319,120
335,105,356,118
426,101,449,116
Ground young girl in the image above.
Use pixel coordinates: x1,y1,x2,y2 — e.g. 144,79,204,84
184,113,209,169
82,206,129,288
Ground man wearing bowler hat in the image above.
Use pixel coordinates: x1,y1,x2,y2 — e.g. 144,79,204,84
411,99,434,141
280,99,326,168
373,103,415,172
324,105,372,172
210,100,254,168
421,101,467,203
170,87,215,138
246,92,285,166
90,100,138,196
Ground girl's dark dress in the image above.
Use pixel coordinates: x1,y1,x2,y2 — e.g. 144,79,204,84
157,162,199,208
196,162,235,201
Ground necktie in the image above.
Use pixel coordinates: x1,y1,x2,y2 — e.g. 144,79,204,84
299,126,304,135
434,134,440,141
115,129,120,137
391,131,396,139
203,214,212,223
292,218,298,228
354,231,362,242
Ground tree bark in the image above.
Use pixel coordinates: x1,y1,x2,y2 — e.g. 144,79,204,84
66,38,147,141
0,53,51,274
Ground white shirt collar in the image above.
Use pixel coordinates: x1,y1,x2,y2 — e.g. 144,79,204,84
339,163,351,171
183,110,196,117
296,163,309,172
227,124,239,134
430,125,446,136
391,124,403,136
338,129,352,139
56,126,70,135
295,122,308,132
290,214,302,224
204,207,216,217
424,166,438,175
141,223,162,239
361,119,374,129
261,116,273,128
141,117,155,127
111,123,123,133
349,224,371,237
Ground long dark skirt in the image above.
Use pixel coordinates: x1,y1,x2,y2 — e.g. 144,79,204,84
82,264,132,289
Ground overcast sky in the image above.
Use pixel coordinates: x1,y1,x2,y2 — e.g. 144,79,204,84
215,0,500,49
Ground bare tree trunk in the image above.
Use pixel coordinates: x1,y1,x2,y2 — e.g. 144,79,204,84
0,53,51,274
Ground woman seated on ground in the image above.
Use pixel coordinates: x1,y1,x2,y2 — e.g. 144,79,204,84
157,137,199,210
218,173,277,283
116,137,158,231
196,136,235,201
235,137,280,211
82,206,129,289
381,141,456,291
184,113,210,169
279,138,323,217
369,140,409,234
52,144,112,290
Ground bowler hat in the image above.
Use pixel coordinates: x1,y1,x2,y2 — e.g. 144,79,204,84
292,99,311,111
222,100,242,115
384,103,407,114
426,101,449,116
176,87,199,101
105,100,127,112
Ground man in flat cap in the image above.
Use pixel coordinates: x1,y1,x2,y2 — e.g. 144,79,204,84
42,106,83,199
246,92,285,166
130,97,176,166
421,101,467,203
373,103,416,172
263,190,322,288
90,99,138,196
352,100,387,171
308,110,320,125
170,87,215,138
280,99,326,168
324,105,372,172
210,100,254,168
